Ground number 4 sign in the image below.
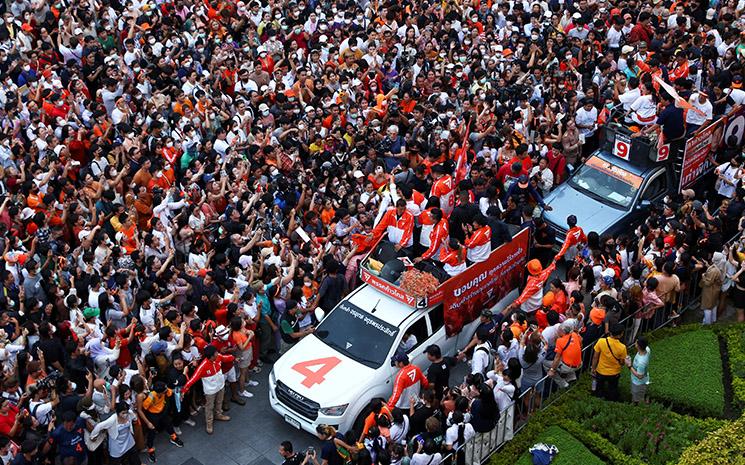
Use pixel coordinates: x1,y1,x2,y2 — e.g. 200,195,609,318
291,357,342,388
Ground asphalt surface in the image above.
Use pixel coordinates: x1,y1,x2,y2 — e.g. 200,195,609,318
154,364,319,465
155,357,471,465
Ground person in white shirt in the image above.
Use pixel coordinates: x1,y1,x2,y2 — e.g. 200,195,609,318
629,90,657,126
530,157,554,196
617,76,641,112
667,5,690,28
470,330,492,375
686,92,713,134
444,411,475,451
575,98,598,150
606,19,624,52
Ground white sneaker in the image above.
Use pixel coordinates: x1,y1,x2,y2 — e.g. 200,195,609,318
183,419,196,427
240,391,254,398
247,380,259,387
173,427,182,435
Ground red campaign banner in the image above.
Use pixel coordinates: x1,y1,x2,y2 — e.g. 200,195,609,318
680,117,726,191
442,228,530,337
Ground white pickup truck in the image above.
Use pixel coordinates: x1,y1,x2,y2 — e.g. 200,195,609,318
269,229,529,434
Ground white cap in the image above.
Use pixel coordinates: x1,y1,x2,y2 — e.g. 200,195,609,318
20,207,34,221
621,45,634,54
78,229,92,241
74,27,83,35
259,103,269,111
706,8,715,19
572,12,581,19
353,170,364,179
318,34,328,43
257,45,267,54
215,325,230,340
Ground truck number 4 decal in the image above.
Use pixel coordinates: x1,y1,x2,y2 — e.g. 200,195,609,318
291,357,342,388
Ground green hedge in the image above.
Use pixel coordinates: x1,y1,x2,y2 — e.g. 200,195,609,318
639,329,724,417
566,396,723,465
515,426,605,465
721,324,745,409
677,414,745,464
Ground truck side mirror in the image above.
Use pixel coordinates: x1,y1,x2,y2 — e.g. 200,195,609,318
315,307,326,322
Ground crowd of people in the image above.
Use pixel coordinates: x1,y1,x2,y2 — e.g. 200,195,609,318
0,0,743,462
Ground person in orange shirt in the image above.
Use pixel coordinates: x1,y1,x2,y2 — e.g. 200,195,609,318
369,199,415,252
416,208,448,262
117,213,139,254
26,183,45,212
430,164,455,216
544,321,582,388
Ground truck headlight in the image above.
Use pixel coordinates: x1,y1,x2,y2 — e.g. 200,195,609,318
319,404,349,416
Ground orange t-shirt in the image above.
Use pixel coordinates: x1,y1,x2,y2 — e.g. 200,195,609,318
555,333,582,367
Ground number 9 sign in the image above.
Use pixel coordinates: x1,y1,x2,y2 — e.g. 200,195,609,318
613,138,630,160
724,113,745,147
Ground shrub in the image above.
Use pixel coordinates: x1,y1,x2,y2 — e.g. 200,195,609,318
640,329,724,417
566,396,722,465
721,324,745,408
515,426,605,465
677,414,745,464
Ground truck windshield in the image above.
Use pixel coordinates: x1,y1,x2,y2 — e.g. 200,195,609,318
568,156,643,208
314,301,399,369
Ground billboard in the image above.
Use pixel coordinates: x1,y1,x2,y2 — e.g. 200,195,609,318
442,228,529,337
680,105,745,192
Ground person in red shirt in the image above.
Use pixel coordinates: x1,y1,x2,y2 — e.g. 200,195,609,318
416,208,448,262
182,345,235,434
556,215,587,262
464,215,492,264
430,164,455,216
440,238,467,276
387,352,429,409
369,199,414,252
628,12,654,44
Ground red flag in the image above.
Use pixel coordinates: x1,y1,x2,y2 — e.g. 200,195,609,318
454,119,471,185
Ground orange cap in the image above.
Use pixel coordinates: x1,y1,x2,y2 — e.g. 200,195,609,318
527,259,542,276
590,307,606,325
542,291,555,307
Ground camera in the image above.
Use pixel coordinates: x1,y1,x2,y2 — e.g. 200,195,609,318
36,370,62,391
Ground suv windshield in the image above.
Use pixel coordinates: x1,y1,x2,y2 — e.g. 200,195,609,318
569,156,643,208
314,301,399,368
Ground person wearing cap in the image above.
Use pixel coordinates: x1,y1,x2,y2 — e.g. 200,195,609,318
182,345,234,434
387,350,429,409
505,258,558,314
591,323,628,401
503,173,549,212
279,300,314,348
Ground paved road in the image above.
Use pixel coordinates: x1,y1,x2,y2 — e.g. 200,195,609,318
155,364,320,465
155,358,471,465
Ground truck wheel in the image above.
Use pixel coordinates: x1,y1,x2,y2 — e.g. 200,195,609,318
351,405,371,436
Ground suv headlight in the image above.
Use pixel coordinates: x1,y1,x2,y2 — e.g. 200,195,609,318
319,404,349,416
269,370,276,387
